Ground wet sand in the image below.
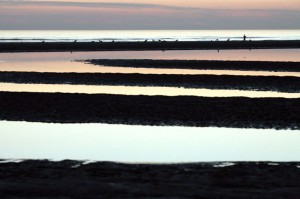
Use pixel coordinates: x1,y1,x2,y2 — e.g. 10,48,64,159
1,40,300,52
1,43,300,198
0,71,300,93
0,160,300,198
85,59,300,72
0,91,299,129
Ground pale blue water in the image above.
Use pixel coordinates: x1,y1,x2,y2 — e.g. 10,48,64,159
0,30,299,42
0,122,300,162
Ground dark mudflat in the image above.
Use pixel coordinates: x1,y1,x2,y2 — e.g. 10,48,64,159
0,160,300,198
0,92,299,129
1,72,300,93
1,40,300,52
85,59,300,72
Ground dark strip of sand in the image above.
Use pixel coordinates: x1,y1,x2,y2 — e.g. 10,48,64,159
85,59,300,72
0,92,299,129
1,40,300,52
0,72,300,93
0,160,300,198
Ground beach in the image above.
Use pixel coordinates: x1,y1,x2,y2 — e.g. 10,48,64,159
1,40,300,197
85,59,300,72
1,0,300,196
1,71,300,93
1,51,299,129
0,91,299,129
1,40,300,52
1,160,300,198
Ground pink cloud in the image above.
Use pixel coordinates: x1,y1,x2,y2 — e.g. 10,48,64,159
1,4,177,17
216,10,276,18
1,1,299,29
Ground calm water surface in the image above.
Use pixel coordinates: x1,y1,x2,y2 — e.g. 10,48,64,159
0,45,299,162
1,83,299,98
0,122,300,162
1,49,300,62
1,30,300,42
1,49,300,97
0,49,300,76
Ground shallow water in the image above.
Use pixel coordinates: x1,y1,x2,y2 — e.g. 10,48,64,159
1,49,300,62
1,61,300,77
0,46,299,163
0,121,299,162
1,49,300,77
1,30,300,42
1,83,299,98
1,49,299,97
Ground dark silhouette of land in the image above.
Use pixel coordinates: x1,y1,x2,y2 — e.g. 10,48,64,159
0,40,299,52
0,71,300,93
1,39,300,198
0,92,299,129
85,59,300,72
0,160,300,198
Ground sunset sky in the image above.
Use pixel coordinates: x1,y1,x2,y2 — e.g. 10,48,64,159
0,0,299,30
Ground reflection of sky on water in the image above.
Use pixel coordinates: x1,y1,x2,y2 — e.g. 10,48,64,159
0,49,299,162
0,49,299,78
0,49,299,76
1,49,300,62
0,121,299,162
1,83,299,98
1,61,300,77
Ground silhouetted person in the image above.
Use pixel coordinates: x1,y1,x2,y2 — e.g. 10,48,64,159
227,38,230,42
74,40,77,43
243,34,246,41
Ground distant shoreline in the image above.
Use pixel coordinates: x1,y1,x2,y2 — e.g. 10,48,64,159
1,40,300,52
